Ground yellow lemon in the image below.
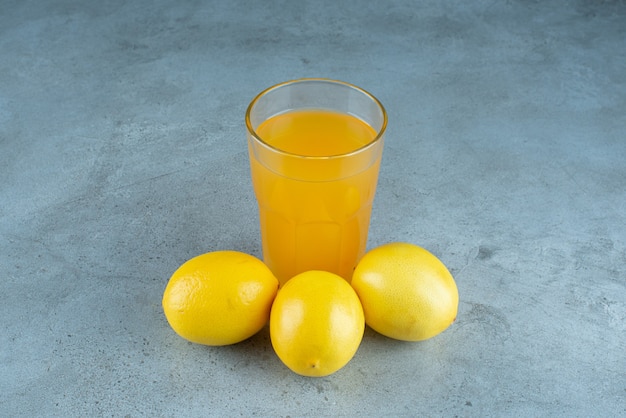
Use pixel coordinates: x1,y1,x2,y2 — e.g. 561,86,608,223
351,242,458,341
162,251,279,346
270,271,364,377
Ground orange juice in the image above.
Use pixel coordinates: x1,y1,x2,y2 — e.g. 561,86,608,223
248,109,383,284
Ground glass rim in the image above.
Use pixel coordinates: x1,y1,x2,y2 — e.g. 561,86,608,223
245,78,387,160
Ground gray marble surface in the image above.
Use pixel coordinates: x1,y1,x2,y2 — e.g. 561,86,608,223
1,0,625,416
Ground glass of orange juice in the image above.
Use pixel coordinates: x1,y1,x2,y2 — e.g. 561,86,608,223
246,78,387,285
